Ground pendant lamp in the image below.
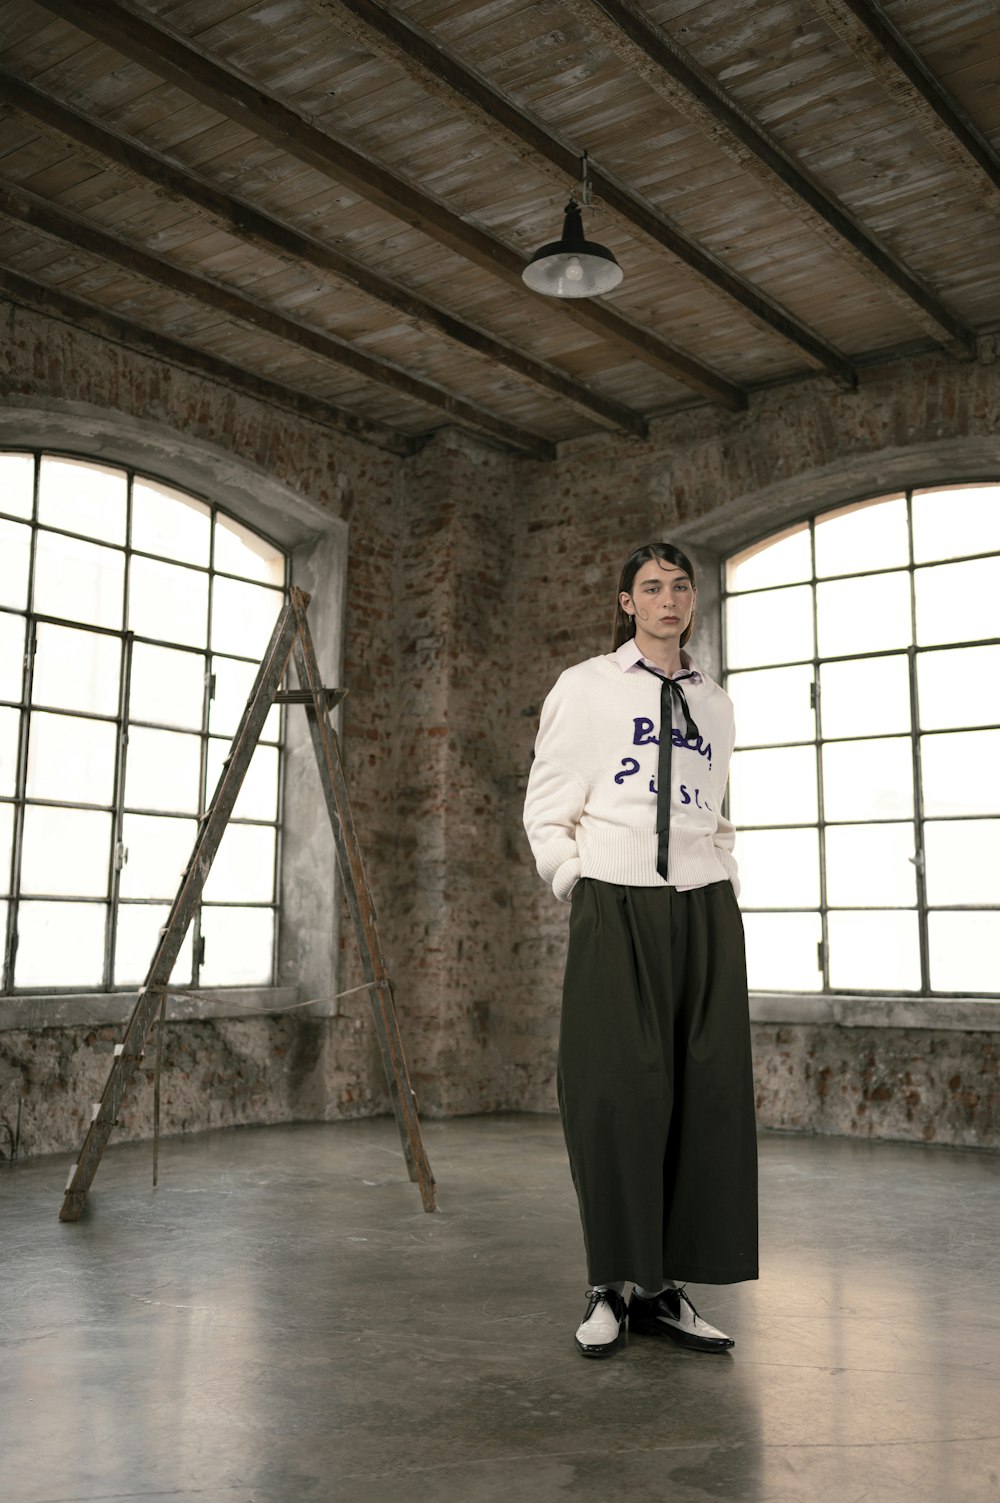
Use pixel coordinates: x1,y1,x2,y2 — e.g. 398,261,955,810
522,154,623,299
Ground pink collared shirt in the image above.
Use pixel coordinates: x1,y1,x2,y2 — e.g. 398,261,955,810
613,636,703,684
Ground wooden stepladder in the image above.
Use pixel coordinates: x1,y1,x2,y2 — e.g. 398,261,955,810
59,587,436,1221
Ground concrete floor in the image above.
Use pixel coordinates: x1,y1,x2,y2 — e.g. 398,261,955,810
2,1117,999,1503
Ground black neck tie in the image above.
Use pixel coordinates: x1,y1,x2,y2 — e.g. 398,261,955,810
638,662,700,882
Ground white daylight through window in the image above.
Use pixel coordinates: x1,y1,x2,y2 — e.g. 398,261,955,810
0,452,287,994
724,485,1000,997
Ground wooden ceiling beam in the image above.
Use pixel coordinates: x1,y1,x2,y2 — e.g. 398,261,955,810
0,69,646,439
30,0,745,413
0,266,417,455
808,0,1000,201
324,0,856,388
586,0,977,359
0,181,556,460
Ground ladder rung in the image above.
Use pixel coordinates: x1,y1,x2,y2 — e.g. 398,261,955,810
274,687,346,709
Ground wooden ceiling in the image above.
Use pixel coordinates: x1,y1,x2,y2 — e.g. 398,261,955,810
1,0,998,459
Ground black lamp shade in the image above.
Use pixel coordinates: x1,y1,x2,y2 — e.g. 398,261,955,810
522,200,623,298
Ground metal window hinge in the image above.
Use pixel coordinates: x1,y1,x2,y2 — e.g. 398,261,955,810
206,672,216,701
115,842,128,871
816,939,826,972
908,849,925,871
809,680,818,710
196,935,206,966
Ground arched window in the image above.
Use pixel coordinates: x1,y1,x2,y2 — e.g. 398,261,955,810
724,485,1000,997
0,451,287,994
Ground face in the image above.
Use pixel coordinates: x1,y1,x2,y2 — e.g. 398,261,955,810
621,559,695,647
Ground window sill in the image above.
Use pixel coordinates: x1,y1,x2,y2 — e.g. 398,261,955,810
0,986,322,1032
750,992,1000,1033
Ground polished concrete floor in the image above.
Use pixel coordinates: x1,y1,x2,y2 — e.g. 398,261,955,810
2,1116,999,1503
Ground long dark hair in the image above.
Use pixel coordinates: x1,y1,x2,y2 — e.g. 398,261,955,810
612,542,697,650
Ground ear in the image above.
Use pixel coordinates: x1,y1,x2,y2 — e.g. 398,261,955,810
619,590,633,615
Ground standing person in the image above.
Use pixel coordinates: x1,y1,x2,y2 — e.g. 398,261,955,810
522,542,757,1358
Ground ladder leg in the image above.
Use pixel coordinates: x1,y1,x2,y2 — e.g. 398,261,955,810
59,595,302,1221
290,594,436,1211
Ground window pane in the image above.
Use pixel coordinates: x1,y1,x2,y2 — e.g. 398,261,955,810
14,901,106,988
119,813,198,900
32,622,121,716
214,515,285,585
729,745,818,825
211,576,284,659
114,903,193,986
124,727,201,814
733,828,820,907
129,643,205,731
925,820,1000,904
813,496,908,577
743,911,822,991
725,585,814,669
21,806,112,896
0,707,19,794
828,911,920,991
816,571,911,658
820,655,910,739
921,731,1000,815
210,656,281,741
912,485,1000,563
38,457,126,544
128,556,209,649
825,823,917,906
914,557,1000,647
26,712,117,805
917,646,1000,731
0,519,31,610
928,912,999,993
203,823,275,902
822,738,913,820
726,524,811,593
0,802,12,893
0,452,34,518
34,530,124,629
729,665,815,747
0,612,25,699
132,479,210,566
206,737,279,821
200,906,274,985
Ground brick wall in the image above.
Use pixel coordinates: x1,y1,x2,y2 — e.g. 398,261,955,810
3,290,999,1157
496,341,1000,1143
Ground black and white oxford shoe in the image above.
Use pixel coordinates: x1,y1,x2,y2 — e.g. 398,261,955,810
574,1287,629,1358
628,1286,734,1352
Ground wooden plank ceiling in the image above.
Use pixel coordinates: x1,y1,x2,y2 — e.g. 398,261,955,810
0,0,997,457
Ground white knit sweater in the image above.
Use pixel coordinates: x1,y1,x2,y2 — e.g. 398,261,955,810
523,651,740,901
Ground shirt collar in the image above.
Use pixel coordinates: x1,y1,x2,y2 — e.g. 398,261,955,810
614,637,702,682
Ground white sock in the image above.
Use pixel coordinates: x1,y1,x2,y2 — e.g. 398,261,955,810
592,1282,625,1296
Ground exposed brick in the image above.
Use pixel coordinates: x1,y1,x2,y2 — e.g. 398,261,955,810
2,298,999,1153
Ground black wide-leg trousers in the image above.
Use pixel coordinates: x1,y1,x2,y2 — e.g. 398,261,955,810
557,877,758,1291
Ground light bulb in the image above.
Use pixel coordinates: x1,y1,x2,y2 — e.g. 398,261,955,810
564,256,584,282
